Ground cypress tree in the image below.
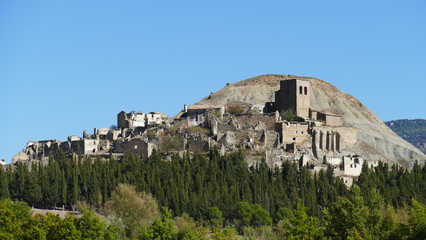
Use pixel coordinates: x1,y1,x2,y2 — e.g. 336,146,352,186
0,166,10,199
24,169,42,207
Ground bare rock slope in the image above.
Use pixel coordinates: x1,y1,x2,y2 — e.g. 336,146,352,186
193,74,426,166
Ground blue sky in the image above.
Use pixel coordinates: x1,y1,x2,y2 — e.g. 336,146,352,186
1,1,425,162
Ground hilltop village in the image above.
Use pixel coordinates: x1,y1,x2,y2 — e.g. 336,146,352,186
13,79,377,185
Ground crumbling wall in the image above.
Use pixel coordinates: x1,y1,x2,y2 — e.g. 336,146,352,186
326,115,343,127
275,122,310,145
117,111,146,129
310,110,342,127
261,130,279,149
312,126,357,154
107,130,121,141
146,112,164,125
113,139,124,153
123,139,154,159
187,137,210,152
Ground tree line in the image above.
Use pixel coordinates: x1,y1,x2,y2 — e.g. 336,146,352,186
0,148,426,239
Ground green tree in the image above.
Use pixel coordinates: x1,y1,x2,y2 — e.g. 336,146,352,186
105,183,160,238
406,199,426,240
275,207,294,222
24,170,42,207
207,207,224,229
75,209,118,240
0,166,10,199
39,213,81,240
0,199,31,239
325,185,372,240
10,162,28,200
43,158,61,207
211,227,239,240
277,203,322,240
234,201,254,229
139,207,175,240
250,204,272,227
70,164,80,206
173,213,208,240
234,202,272,230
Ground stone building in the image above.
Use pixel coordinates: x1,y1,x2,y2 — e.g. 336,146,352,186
11,77,380,187
70,139,100,155
310,109,342,126
118,111,146,129
146,112,165,126
175,105,225,127
187,137,210,152
123,139,155,159
311,126,358,158
274,79,310,118
340,155,363,177
275,121,310,151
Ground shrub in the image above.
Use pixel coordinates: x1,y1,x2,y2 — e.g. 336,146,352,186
228,104,244,115
282,110,296,121
105,184,160,238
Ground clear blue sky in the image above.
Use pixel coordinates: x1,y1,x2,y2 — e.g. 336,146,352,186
1,1,425,162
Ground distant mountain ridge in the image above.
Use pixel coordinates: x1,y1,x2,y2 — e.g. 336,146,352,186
386,119,426,154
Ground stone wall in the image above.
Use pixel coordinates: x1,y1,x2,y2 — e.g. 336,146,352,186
123,139,154,159
340,155,363,176
262,130,279,149
312,126,358,154
146,112,164,125
326,115,343,127
275,121,310,145
187,137,210,152
117,111,146,129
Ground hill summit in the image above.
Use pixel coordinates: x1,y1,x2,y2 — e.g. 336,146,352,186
192,74,425,166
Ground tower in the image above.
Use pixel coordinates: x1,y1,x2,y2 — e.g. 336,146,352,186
275,79,310,118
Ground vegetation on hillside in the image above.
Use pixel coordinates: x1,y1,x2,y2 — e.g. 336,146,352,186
386,119,426,153
0,149,426,239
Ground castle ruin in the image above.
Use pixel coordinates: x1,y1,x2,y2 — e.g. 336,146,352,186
12,78,373,185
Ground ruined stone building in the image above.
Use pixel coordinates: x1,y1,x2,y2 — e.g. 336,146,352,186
12,77,380,185
118,111,146,128
13,111,169,164
274,79,310,118
174,104,225,127
123,139,156,159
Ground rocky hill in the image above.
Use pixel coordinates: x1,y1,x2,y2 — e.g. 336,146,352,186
12,74,426,171
193,74,426,166
385,119,426,154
